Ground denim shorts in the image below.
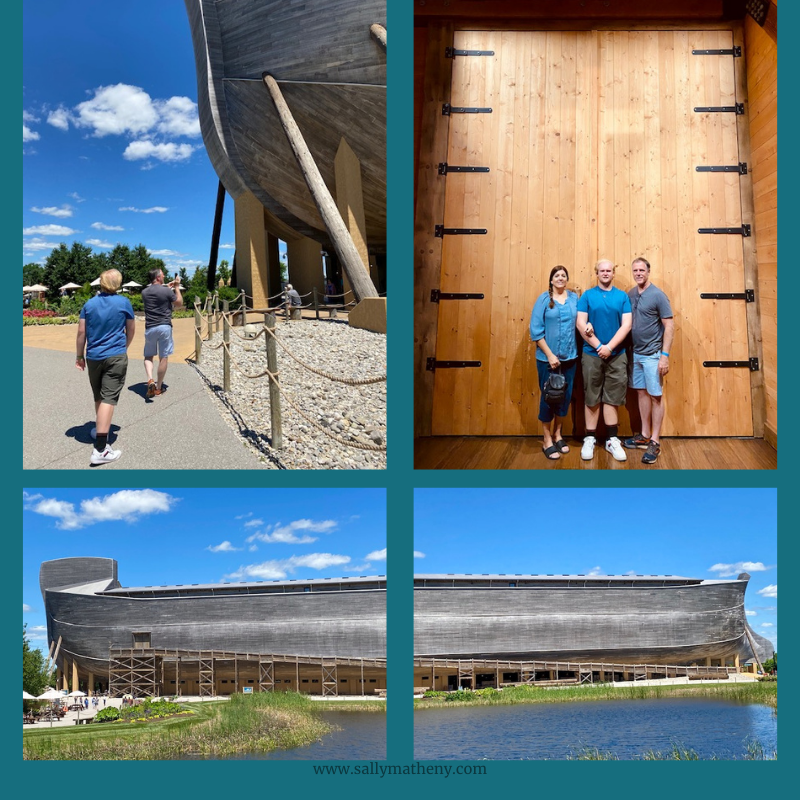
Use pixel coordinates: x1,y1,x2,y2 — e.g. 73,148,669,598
629,352,663,397
144,324,175,359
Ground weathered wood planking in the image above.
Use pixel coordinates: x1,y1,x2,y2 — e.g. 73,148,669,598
185,0,386,250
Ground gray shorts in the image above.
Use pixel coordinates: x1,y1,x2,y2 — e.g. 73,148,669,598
582,351,628,407
144,324,175,359
87,354,128,405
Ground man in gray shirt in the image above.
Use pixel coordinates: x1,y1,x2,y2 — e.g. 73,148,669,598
142,268,183,398
623,257,674,464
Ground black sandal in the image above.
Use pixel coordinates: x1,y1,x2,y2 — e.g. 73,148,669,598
542,444,561,460
554,439,570,454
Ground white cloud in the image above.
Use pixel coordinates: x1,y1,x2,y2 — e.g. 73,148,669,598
243,519,264,528
74,84,159,137
219,242,236,249
85,239,113,248
23,604,32,612
235,512,253,520
365,548,387,561
91,222,124,231
757,584,778,598
746,609,757,617
761,622,774,628
246,519,337,545
119,206,168,214
24,224,77,236
31,205,73,218
207,541,241,553
23,124,40,143
413,551,426,559
225,553,351,581
23,238,63,253
25,489,177,530
47,106,71,131
123,140,197,163
23,110,39,123
586,566,603,576
155,96,201,137
149,249,181,257
68,192,86,203
708,561,773,578
27,626,47,641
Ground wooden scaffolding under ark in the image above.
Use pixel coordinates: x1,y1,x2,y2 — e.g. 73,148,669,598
414,657,738,691
108,648,386,698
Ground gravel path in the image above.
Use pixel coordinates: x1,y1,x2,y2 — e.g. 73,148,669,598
191,318,387,469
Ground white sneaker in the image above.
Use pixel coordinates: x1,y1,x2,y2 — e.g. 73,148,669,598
90,446,122,465
605,436,627,462
580,436,596,460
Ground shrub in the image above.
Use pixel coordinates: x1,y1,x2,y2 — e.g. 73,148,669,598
422,690,448,699
444,689,478,702
94,707,120,723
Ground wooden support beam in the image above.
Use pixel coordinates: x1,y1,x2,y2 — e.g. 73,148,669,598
261,73,378,303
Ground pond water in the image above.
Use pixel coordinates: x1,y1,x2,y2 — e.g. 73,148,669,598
414,698,777,760
238,710,386,761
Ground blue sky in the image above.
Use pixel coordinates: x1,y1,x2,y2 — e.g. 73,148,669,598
22,1,245,276
23,488,386,653
414,488,778,650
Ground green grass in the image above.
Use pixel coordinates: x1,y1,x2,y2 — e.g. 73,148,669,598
312,700,386,713
23,692,332,761
568,739,776,760
415,681,777,709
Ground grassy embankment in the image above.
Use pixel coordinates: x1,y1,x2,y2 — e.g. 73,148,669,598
23,692,354,761
415,681,777,710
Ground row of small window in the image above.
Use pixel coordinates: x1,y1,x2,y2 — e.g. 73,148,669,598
167,678,378,684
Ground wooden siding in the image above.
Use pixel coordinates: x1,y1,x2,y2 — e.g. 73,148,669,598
745,13,777,444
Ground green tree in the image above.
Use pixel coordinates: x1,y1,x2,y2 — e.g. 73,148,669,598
23,625,50,697
129,243,165,286
41,243,72,301
218,259,231,286
23,263,46,287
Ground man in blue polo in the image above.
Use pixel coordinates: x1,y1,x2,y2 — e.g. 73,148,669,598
623,257,674,465
576,259,632,462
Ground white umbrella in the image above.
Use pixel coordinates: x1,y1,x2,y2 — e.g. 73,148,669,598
37,687,64,727
68,689,87,721
22,285,32,292
28,284,49,292
23,691,36,700
59,282,82,291
122,281,142,288
90,277,101,286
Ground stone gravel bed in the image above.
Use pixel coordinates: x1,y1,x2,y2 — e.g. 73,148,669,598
190,318,387,469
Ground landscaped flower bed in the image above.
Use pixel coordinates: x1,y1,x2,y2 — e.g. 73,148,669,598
23,309,57,318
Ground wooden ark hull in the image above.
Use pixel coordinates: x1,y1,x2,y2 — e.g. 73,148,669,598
185,0,387,250
414,574,773,666
41,558,387,678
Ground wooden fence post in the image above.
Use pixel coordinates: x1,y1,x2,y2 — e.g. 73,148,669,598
313,286,319,320
194,299,202,364
265,313,282,449
223,300,230,392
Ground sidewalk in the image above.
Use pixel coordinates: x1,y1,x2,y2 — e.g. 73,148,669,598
23,318,271,470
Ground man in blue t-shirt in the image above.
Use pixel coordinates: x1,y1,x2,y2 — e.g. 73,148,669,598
576,259,632,462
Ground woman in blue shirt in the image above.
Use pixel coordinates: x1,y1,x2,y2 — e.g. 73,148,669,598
529,266,579,460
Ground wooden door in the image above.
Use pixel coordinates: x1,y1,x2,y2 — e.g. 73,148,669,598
431,29,755,436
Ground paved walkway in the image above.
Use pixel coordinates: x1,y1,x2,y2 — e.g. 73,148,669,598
23,318,270,470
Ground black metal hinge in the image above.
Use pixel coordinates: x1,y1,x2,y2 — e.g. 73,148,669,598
431,290,485,303
438,163,491,175
698,225,751,237
692,46,742,56
694,103,745,114
696,162,748,174
700,290,755,302
427,358,482,371
442,103,493,115
445,47,495,58
704,358,760,371
435,225,488,237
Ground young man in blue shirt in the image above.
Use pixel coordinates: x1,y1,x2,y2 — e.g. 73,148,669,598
576,259,632,462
